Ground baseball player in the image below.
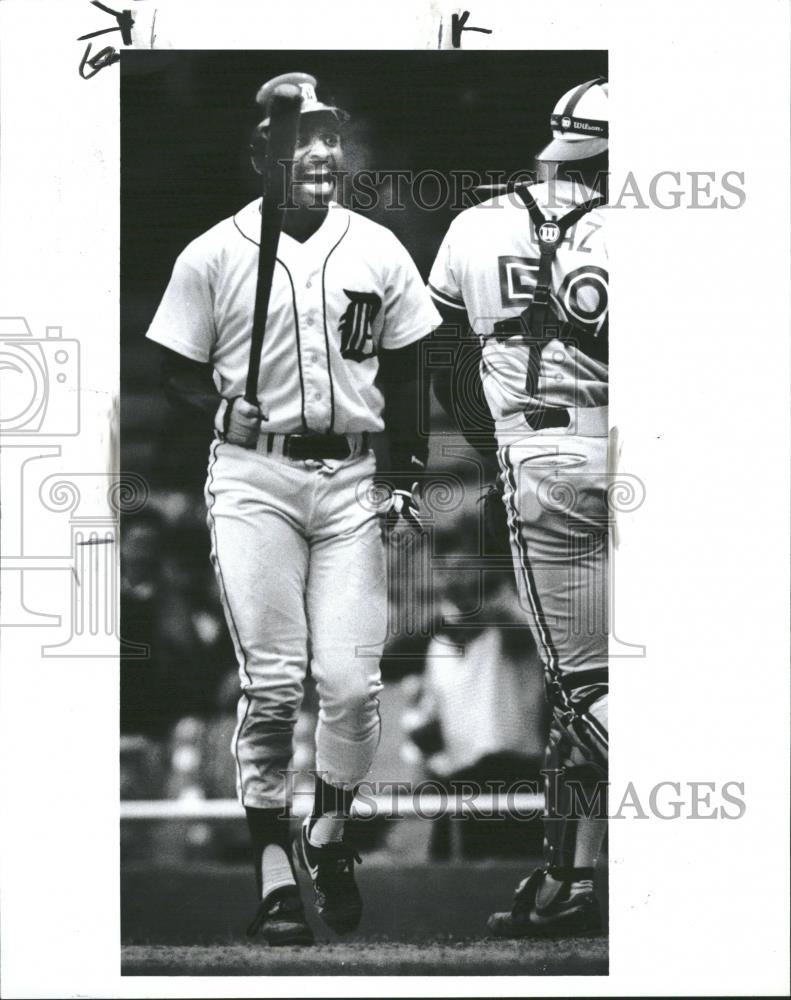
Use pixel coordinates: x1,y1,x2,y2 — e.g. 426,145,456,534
147,72,441,944
428,78,610,936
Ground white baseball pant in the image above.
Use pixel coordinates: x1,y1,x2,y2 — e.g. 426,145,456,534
204,437,386,808
497,429,609,767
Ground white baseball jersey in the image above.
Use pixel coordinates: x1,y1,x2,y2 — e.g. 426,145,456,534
428,180,608,429
148,199,441,434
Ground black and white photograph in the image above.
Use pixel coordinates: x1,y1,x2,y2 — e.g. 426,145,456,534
120,49,610,976
0,1,789,996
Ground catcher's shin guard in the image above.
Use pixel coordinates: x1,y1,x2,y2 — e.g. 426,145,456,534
542,703,608,873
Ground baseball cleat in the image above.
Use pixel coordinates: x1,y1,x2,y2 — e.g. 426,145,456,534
246,884,314,946
295,822,363,933
487,867,602,938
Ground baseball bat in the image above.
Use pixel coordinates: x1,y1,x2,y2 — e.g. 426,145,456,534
244,84,302,407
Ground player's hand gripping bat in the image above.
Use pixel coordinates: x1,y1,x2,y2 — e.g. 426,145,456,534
244,84,303,410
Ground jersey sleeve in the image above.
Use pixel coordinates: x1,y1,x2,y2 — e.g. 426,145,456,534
427,218,467,316
379,235,443,351
146,246,216,363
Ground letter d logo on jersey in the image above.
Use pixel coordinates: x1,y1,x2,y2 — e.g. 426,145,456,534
339,290,381,362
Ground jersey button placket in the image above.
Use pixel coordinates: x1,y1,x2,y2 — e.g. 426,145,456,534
302,286,326,427
299,252,330,431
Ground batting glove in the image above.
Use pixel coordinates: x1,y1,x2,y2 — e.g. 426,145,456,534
220,396,263,449
386,483,425,532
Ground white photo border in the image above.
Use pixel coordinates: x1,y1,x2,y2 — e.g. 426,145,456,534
0,0,789,996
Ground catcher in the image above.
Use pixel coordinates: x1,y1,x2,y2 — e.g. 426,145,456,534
428,78,610,936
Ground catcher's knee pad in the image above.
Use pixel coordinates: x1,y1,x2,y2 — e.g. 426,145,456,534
544,667,608,773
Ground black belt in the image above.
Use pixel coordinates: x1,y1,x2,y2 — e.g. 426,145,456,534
523,405,570,431
271,432,368,461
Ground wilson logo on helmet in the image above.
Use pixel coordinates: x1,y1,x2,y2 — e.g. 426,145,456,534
550,114,607,136
538,77,609,163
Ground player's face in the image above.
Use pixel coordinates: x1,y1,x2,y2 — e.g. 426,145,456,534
291,116,344,207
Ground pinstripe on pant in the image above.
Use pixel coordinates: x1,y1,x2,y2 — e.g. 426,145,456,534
204,438,386,808
497,433,609,770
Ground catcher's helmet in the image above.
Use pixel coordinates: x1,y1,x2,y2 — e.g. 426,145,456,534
538,78,608,163
253,72,350,134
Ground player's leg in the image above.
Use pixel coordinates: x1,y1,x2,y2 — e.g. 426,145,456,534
488,721,606,937
489,436,609,936
294,453,387,932
498,435,609,760
205,440,314,943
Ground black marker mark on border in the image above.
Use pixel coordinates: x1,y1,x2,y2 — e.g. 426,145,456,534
77,1,134,43
79,43,120,79
77,0,136,79
451,11,493,48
